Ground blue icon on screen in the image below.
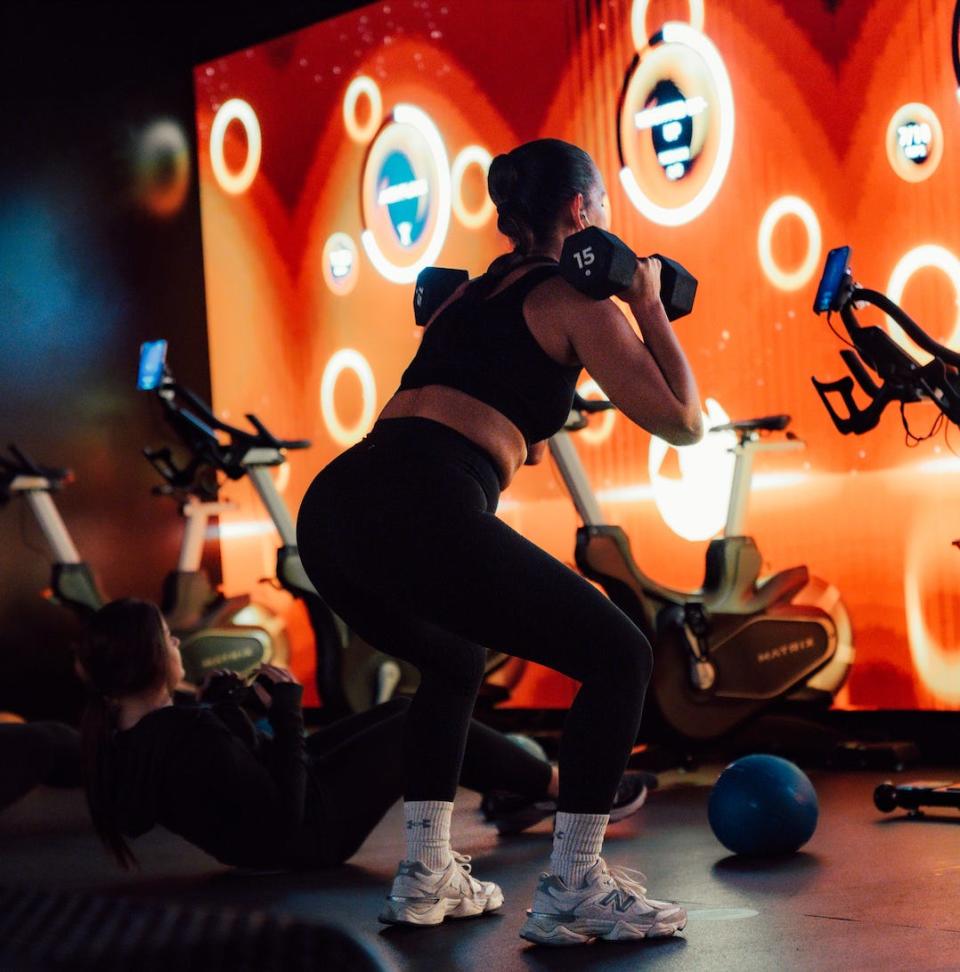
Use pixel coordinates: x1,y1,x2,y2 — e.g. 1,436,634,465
377,151,429,247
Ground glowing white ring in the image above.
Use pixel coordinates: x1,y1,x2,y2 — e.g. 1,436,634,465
320,350,378,446
343,76,383,144
136,119,191,216
886,244,960,359
756,196,822,291
576,379,617,446
618,22,734,227
210,99,262,195
632,0,705,48
451,146,495,229
360,104,452,284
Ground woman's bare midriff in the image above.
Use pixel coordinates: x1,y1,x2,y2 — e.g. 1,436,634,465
376,386,528,489
375,263,578,490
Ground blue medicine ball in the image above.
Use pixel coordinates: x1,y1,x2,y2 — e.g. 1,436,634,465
708,754,818,857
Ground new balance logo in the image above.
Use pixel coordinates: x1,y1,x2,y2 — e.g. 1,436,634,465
600,890,636,913
406,819,432,830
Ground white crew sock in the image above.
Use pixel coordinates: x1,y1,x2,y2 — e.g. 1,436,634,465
550,811,609,888
403,800,454,871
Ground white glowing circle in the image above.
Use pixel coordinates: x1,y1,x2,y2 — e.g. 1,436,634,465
886,244,960,364
904,527,960,704
757,195,822,291
618,23,734,227
576,378,618,446
210,98,262,195
451,145,495,229
648,398,736,541
631,0,705,47
135,119,191,216
343,75,383,143
360,104,452,284
320,349,378,446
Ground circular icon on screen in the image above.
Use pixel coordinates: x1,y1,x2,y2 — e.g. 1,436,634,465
360,104,451,283
134,119,191,217
322,232,359,296
885,103,943,183
617,22,734,226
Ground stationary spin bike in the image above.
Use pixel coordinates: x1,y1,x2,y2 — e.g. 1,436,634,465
0,441,290,688
0,446,103,617
812,244,960,816
140,444,290,685
548,395,854,741
137,341,527,714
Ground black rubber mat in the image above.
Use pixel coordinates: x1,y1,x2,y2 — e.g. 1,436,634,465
0,884,393,972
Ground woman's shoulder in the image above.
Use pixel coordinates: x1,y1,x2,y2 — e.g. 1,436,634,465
116,702,230,747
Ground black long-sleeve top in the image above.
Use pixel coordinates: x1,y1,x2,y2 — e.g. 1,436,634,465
113,683,322,868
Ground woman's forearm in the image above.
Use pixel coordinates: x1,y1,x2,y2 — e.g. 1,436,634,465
627,297,703,432
264,683,308,828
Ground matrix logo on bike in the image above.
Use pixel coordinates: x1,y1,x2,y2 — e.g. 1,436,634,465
617,22,734,226
756,636,817,665
360,105,452,284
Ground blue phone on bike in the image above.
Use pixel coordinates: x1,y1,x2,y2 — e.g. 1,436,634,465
813,246,851,314
137,339,168,390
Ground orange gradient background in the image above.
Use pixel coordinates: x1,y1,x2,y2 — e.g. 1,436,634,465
193,0,960,710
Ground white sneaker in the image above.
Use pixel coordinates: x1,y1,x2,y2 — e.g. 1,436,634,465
519,858,686,945
379,852,504,926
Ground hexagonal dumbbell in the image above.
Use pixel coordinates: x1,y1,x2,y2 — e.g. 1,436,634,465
413,267,470,326
559,226,697,320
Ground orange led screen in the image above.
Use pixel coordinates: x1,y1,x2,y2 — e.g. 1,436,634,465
194,0,960,711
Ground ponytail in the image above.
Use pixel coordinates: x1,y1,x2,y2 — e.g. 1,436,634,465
81,691,137,868
76,599,169,869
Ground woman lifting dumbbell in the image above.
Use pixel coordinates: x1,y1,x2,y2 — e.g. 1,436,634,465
296,138,703,945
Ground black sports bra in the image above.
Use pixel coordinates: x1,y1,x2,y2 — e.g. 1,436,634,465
396,264,582,447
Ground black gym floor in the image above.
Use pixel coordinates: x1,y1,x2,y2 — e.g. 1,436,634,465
2,767,959,970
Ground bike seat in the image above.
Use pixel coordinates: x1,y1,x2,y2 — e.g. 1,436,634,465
698,537,808,614
709,414,791,434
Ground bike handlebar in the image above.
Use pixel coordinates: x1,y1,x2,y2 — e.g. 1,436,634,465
812,280,960,435
0,445,71,486
150,371,312,478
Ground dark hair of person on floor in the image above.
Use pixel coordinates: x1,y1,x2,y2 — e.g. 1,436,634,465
74,598,174,868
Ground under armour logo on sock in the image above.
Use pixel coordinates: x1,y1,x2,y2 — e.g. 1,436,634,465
406,819,432,830
555,830,565,839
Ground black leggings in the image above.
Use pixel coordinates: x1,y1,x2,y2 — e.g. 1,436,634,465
307,697,552,865
296,417,652,814
0,721,82,812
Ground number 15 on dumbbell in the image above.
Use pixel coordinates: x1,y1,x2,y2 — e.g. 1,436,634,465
560,227,697,321
412,227,697,326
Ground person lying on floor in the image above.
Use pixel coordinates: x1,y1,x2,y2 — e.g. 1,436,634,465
75,599,650,869
0,720,82,813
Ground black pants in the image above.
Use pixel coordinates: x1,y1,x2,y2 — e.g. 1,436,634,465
296,417,652,814
307,697,552,865
0,721,82,812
